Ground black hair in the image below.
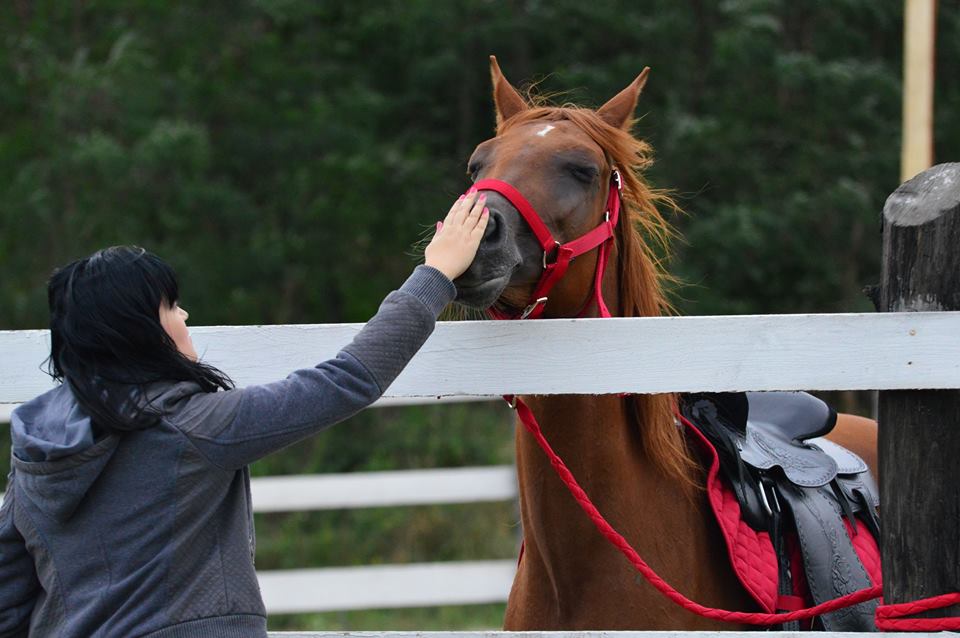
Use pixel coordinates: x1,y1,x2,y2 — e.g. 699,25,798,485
46,246,233,433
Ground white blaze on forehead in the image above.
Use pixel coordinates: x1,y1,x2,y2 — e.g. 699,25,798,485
535,124,556,137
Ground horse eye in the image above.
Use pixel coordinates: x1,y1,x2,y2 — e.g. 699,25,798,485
568,165,598,184
467,162,483,181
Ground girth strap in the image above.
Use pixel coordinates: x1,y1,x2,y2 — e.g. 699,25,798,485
777,484,878,630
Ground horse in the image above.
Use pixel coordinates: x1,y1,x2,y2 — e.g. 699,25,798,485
453,56,879,630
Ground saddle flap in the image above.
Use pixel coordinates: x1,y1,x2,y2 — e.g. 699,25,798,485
807,436,868,475
740,422,839,487
737,392,841,487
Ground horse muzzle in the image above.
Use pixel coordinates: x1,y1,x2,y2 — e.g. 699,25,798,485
454,206,526,309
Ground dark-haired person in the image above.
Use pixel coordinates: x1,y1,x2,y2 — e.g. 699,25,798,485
0,193,489,638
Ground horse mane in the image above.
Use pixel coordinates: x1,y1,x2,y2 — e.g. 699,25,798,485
499,106,700,490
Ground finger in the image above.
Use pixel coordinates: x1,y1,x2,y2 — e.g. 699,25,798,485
462,197,485,232
453,191,478,225
468,194,486,220
457,193,484,229
470,209,490,237
444,195,465,224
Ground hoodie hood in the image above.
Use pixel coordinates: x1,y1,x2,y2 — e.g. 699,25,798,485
10,384,119,521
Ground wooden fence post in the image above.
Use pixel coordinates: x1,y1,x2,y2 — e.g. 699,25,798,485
879,162,960,618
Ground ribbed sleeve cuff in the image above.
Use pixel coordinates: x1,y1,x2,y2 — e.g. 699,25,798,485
399,265,456,317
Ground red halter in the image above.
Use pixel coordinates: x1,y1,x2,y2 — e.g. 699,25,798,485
473,169,622,320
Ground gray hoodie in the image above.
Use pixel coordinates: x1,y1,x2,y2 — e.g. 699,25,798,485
0,265,455,638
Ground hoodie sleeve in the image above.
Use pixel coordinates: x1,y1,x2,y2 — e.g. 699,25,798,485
169,265,456,470
0,474,39,637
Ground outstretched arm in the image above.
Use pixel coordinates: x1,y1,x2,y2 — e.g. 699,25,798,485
168,192,489,470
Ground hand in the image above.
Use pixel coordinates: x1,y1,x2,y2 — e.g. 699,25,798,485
424,190,489,280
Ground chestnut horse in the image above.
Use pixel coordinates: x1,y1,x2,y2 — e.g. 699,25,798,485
454,57,879,630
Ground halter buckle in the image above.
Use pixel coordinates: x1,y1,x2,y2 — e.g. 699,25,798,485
542,240,562,269
520,297,548,320
612,168,622,192
504,395,518,409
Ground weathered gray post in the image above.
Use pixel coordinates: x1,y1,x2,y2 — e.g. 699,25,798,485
879,162,960,621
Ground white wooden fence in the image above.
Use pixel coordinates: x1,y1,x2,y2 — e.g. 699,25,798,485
3,313,960,617
266,633,934,638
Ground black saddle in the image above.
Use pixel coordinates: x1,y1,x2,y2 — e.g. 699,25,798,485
681,391,881,631
683,392,876,528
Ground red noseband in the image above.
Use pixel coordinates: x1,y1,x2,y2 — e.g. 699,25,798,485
472,170,623,320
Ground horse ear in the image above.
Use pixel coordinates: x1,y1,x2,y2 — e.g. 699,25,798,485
490,55,528,125
597,67,651,130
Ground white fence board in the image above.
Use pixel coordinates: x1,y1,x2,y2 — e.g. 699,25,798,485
267,634,948,638
2,465,517,511
251,466,517,512
258,561,517,613
266,633,948,638
3,313,960,404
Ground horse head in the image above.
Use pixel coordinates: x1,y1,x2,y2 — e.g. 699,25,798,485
456,56,672,322
455,57,691,492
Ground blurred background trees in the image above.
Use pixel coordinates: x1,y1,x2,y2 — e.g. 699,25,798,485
2,0,958,630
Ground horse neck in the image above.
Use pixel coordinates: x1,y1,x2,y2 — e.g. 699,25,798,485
512,256,713,610
512,394,725,623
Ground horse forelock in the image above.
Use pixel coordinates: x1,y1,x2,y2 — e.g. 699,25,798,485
501,105,700,492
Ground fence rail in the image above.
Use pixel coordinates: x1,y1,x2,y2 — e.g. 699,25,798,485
4,313,960,403
260,561,517,614
250,466,516,512
264,633,946,638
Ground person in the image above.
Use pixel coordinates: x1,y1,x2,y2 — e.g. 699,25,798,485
0,192,489,637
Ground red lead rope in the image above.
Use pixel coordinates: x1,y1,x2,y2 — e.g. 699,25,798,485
505,394,960,630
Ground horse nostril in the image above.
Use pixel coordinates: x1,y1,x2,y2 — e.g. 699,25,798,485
483,209,503,243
